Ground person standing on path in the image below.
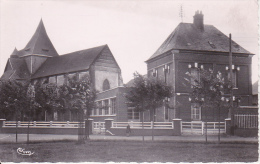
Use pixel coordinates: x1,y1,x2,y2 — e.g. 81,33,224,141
126,124,131,137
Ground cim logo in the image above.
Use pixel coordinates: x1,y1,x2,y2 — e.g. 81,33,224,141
17,148,34,156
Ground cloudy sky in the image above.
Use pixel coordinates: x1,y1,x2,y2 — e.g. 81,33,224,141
0,0,258,83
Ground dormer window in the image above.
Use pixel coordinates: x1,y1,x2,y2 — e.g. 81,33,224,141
234,44,240,50
208,41,216,49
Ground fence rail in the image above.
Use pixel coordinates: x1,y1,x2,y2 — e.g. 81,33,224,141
112,121,173,129
3,121,82,128
182,121,225,135
234,114,258,129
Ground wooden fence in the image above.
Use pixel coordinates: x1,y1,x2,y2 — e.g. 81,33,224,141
112,121,173,129
182,121,225,135
3,121,81,128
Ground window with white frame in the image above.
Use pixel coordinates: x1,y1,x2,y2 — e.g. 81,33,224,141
150,68,158,78
93,98,116,116
163,64,170,83
79,72,88,80
98,101,102,115
127,107,140,120
57,75,65,86
190,68,200,88
104,99,109,115
228,71,237,88
191,103,201,120
49,76,57,84
111,98,116,114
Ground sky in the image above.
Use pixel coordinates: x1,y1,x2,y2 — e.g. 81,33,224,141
0,0,258,84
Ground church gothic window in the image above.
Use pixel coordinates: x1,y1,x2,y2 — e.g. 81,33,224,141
103,79,110,91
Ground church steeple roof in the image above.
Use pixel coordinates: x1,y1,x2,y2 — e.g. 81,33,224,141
18,19,59,57
10,47,18,58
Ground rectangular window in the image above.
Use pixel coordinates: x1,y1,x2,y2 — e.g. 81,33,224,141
57,75,65,86
191,103,201,120
94,102,99,115
79,72,88,80
111,98,116,115
41,77,49,84
127,107,140,120
98,101,102,115
228,71,237,88
163,64,170,83
104,99,109,115
49,76,57,84
191,68,200,87
67,73,77,86
151,68,158,78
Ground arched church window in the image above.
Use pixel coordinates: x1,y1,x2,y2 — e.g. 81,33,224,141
103,79,110,91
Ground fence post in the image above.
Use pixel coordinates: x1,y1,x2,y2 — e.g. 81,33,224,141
0,119,6,133
172,119,182,136
18,121,21,127
151,121,153,129
191,122,193,134
131,121,133,127
202,122,204,135
67,121,70,126
225,118,231,135
99,122,101,133
50,121,53,127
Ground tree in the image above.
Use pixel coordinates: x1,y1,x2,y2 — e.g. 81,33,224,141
0,80,31,120
59,75,96,142
34,82,62,121
186,68,231,143
125,72,173,142
0,80,31,142
125,73,149,143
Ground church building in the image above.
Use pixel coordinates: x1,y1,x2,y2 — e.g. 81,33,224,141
1,20,128,121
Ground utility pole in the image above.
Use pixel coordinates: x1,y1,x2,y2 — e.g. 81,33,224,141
229,34,234,134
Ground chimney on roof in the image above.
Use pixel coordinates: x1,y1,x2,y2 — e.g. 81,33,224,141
193,10,204,31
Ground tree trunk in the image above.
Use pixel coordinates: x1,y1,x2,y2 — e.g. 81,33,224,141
85,109,90,140
218,106,220,143
27,101,31,144
205,108,207,144
152,108,155,141
77,111,84,144
16,111,18,143
142,111,144,144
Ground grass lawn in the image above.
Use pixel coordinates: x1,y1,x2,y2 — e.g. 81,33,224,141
0,140,258,162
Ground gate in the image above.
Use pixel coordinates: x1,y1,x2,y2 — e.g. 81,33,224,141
182,121,204,135
181,121,225,135
93,122,105,134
